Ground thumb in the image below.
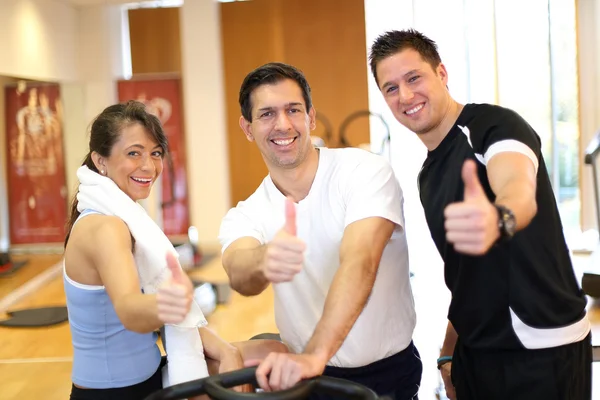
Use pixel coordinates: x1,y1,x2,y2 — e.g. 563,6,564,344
462,159,485,201
166,251,186,283
284,197,297,236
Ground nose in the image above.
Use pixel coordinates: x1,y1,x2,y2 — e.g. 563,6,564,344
274,111,293,132
399,83,414,103
140,153,156,173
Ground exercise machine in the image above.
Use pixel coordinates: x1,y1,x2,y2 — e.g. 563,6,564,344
145,366,386,400
581,129,600,299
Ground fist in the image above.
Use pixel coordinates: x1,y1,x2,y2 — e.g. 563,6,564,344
156,252,194,324
262,197,306,283
444,160,499,255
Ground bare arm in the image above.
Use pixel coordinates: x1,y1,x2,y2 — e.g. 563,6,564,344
440,321,458,357
199,326,239,361
487,152,537,230
439,321,458,400
222,238,269,296
445,154,538,255
88,216,163,333
304,216,395,362
223,203,306,297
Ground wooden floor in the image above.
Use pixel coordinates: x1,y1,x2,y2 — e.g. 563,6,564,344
0,252,599,400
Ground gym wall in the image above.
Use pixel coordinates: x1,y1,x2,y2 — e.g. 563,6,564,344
221,0,371,204
129,1,371,206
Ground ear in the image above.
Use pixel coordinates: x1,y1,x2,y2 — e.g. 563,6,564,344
437,63,449,86
308,107,317,131
239,116,254,142
91,151,106,173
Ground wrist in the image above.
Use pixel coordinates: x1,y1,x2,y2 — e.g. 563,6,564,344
304,345,330,366
494,204,516,242
437,355,452,370
220,344,241,361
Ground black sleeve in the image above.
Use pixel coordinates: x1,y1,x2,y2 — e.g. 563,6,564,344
469,105,542,162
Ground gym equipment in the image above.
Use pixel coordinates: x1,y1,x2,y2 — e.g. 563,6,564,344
145,366,386,400
581,129,600,299
338,110,391,155
0,252,28,277
0,306,68,327
583,128,600,363
312,113,334,148
249,333,282,341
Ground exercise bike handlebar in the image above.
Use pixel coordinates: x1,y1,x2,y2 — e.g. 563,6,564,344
145,366,380,400
585,129,600,165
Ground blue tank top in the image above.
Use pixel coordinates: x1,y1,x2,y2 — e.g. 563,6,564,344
64,209,162,388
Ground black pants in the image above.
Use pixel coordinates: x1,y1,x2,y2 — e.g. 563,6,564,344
69,357,165,400
452,333,592,400
309,341,422,400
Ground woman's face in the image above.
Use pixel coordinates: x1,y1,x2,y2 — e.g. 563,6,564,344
95,123,164,201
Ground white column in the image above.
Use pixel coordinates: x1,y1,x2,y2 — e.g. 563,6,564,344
180,0,231,249
62,4,126,203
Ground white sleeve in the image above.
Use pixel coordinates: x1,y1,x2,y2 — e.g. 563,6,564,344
218,206,265,254
343,156,405,231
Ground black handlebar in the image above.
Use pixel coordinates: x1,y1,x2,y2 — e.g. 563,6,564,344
585,129,600,165
145,367,379,400
338,110,390,154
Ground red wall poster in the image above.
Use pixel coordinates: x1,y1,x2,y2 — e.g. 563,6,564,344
5,83,68,244
117,77,190,237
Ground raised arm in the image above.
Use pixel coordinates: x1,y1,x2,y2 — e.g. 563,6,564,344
222,238,270,296
86,216,192,333
444,154,537,255
445,109,540,255
487,152,537,229
222,198,306,296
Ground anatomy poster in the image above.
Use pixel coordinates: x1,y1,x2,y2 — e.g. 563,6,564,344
5,82,67,244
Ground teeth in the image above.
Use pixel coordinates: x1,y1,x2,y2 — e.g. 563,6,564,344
273,138,294,146
406,104,424,115
132,177,151,183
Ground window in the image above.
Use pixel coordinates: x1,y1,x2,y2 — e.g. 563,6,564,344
493,0,580,233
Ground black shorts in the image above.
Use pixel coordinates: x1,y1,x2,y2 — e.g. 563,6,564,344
309,341,422,400
69,357,166,400
452,333,592,400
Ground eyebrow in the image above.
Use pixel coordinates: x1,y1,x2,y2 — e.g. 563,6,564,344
381,69,420,90
256,102,305,112
126,144,162,150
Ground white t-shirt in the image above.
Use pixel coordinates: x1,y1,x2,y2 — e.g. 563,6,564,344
219,147,416,368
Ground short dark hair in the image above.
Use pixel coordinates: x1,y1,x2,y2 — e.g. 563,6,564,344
369,29,442,86
239,62,312,122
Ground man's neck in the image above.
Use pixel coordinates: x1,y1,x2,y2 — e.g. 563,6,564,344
269,147,320,203
420,99,464,151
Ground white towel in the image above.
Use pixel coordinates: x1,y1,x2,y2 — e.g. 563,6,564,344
76,165,209,386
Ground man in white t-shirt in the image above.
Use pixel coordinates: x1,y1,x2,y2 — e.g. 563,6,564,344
219,62,421,400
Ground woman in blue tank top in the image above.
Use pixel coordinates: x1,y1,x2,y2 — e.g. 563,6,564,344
63,101,287,400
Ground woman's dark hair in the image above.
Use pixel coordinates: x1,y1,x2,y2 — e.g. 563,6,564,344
64,100,168,247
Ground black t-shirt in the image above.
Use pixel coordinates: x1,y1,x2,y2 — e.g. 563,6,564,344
419,103,587,350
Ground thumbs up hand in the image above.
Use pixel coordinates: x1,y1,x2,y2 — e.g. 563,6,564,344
156,252,194,324
443,160,500,255
262,197,306,283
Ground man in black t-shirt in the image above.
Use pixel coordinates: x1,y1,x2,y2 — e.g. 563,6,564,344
369,29,592,400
